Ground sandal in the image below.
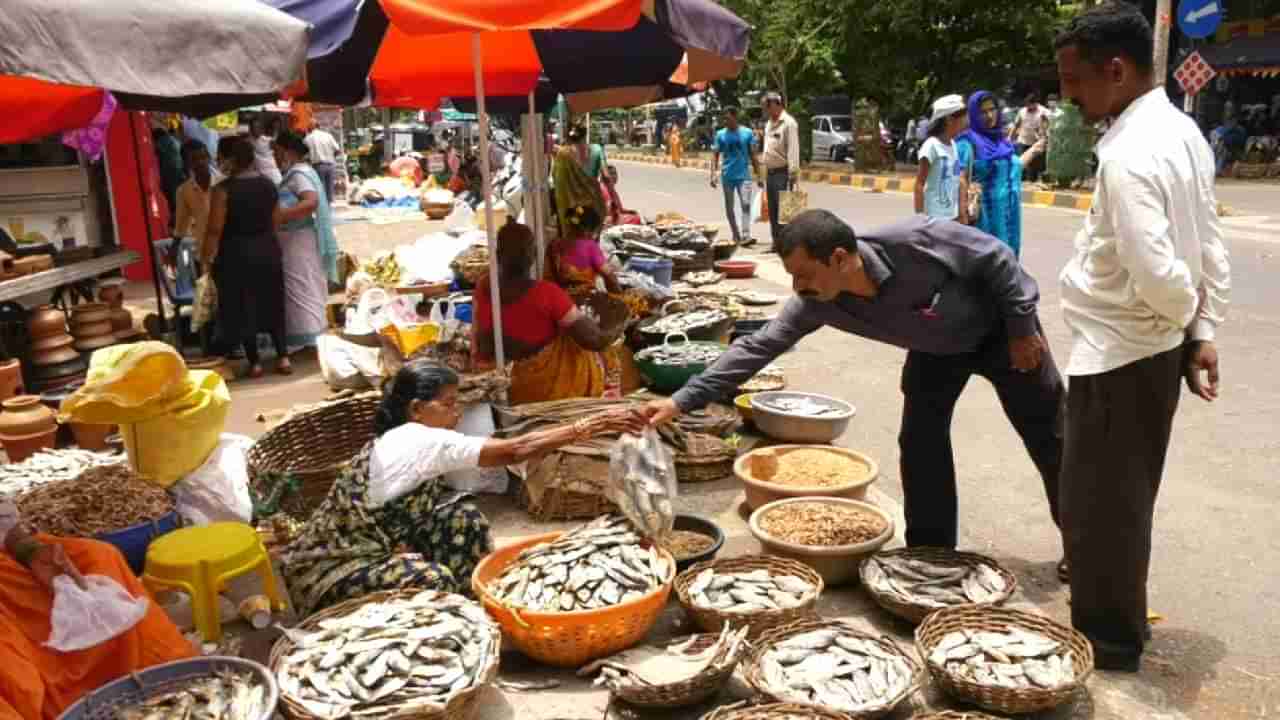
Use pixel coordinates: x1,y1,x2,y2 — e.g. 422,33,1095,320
277,358,294,376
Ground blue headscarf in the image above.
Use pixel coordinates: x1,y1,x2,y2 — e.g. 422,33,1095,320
959,91,1015,163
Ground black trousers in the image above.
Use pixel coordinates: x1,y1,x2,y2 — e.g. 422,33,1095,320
899,324,1065,548
765,167,790,247
1061,346,1182,667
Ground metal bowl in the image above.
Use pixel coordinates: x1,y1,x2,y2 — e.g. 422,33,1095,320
749,391,855,443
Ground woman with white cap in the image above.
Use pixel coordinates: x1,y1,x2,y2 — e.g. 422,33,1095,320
914,94,969,222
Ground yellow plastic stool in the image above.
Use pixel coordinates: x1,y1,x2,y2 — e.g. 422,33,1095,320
142,522,286,642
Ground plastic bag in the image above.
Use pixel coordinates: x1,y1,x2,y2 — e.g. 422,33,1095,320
751,189,765,223
442,403,509,494
170,433,254,525
191,273,217,332
444,202,475,232
606,428,677,541
317,334,381,390
45,574,149,652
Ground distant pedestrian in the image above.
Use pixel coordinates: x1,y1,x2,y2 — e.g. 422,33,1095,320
915,94,968,223
667,122,684,168
957,91,1045,256
761,92,800,247
711,107,762,247
1055,1,1231,672
1009,92,1051,181
152,125,185,228
249,117,284,185
304,123,342,204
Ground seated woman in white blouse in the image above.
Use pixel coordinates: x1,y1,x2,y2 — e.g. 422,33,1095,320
281,360,645,615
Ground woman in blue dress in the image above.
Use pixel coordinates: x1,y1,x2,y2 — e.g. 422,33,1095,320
957,91,1044,257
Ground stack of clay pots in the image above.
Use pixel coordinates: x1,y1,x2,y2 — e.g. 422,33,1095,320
70,302,116,354
0,394,57,461
99,279,143,343
27,305,85,390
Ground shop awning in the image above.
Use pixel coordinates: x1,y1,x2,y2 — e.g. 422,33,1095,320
0,78,103,144
1201,35,1280,75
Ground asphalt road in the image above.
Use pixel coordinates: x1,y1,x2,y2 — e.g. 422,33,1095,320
613,159,1279,719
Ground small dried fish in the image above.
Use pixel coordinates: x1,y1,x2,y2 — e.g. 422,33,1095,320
0,448,124,497
929,625,1075,690
758,628,915,712
15,463,173,537
863,554,1010,609
114,671,265,720
607,431,675,540
687,568,817,613
642,309,729,336
757,395,845,417
588,625,749,690
635,342,724,367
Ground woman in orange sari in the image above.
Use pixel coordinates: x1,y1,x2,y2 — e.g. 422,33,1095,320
0,502,195,719
472,220,619,404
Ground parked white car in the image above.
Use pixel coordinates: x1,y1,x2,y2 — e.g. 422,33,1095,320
812,114,854,162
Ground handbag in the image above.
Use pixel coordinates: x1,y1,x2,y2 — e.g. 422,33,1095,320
778,189,808,224
966,182,982,225
191,272,217,332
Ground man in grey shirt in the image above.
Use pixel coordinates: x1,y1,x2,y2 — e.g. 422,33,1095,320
645,210,1064,549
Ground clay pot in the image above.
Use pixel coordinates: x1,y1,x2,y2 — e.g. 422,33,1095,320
113,328,145,343
73,335,116,352
109,307,134,331
30,333,74,352
68,421,115,451
98,284,124,308
0,359,22,401
72,319,113,338
27,305,66,339
29,355,87,381
70,302,111,325
0,395,57,437
0,427,57,462
30,345,80,367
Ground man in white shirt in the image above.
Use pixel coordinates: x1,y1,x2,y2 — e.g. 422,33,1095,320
1055,2,1230,673
250,117,283,185
1010,92,1050,181
304,123,342,202
761,92,800,248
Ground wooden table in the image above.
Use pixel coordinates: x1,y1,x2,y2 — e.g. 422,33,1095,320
0,250,140,305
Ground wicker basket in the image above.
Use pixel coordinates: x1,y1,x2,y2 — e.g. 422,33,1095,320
674,556,823,638
58,656,277,720
609,633,748,709
701,701,855,720
671,247,715,280
246,393,380,519
859,548,1017,625
471,532,675,667
269,590,499,720
515,447,617,521
910,712,1004,720
744,618,922,720
915,606,1094,715
675,433,737,484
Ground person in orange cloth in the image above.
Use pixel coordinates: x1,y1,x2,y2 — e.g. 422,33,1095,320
0,501,195,719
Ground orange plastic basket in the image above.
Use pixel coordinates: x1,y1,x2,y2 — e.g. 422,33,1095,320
471,531,676,668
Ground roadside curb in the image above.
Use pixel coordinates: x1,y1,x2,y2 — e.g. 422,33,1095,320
612,152,1094,213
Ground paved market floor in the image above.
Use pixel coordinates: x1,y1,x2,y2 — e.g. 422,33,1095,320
192,161,1278,720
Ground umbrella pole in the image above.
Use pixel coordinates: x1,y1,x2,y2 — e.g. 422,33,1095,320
473,33,504,368
529,91,545,278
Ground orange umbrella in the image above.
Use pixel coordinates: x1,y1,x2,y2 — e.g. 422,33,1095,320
0,77,104,144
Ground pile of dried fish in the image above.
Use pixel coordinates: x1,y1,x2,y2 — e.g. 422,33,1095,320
276,591,496,718
658,226,710,250
635,342,724,367
488,515,671,612
759,502,886,547
586,625,750,691
607,431,675,539
114,670,268,720
928,627,1076,690
642,309,729,336
755,628,916,712
665,530,715,560
603,225,659,243
863,555,1010,608
739,363,787,392
16,464,173,536
757,395,847,417
686,568,817,613
732,290,780,307
0,447,124,497
683,271,725,287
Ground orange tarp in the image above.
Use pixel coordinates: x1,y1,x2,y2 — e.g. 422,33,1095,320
372,30,543,108
0,536,195,719
0,77,102,144
382,0,642,34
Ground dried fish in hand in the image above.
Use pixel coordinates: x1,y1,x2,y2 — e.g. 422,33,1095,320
488,515,671,612
756,628,916,712
863,554,1010,609
928,626,1076,690
275,591,496,718
608,429,676,540
15,464,173,537
686,567,817,613
114,670,266,720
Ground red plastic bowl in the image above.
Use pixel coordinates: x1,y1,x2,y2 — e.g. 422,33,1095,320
714,260,758,279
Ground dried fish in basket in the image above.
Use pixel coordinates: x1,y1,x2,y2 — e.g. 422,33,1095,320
674,556,824,639
700,700,857,720
859,548,1017,624
269,589,499,720
0,448,123,498
743,618,922,720
59,656,276,720
914,606,1094,715
15,463,174,537
581,625,751,709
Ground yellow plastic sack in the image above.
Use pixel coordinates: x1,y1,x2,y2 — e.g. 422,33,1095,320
58,342,188,424
117,370,230,488
379,322,441,357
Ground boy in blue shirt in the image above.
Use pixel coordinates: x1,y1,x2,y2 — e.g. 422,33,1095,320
711,108,762,246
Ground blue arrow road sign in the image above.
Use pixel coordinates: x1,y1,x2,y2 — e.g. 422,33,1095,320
1178,0,1224,39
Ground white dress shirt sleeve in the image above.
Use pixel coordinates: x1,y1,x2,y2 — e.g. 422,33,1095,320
366,424,487,507
786,118,801,174
1105,161,1199,329
1190,187,1231,342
